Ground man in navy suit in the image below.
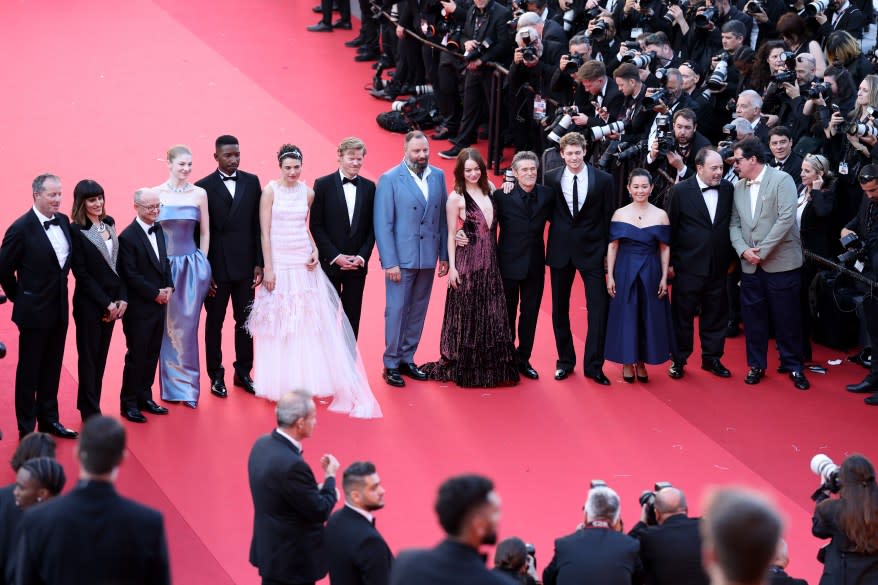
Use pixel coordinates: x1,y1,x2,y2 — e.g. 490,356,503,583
248,390,340,585
14,415,170,585
374,131,449,388
326,461,393,585
0,174,78,439
390,474,515,585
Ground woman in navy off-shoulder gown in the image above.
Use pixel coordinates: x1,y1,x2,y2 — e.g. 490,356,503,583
605,169,675,383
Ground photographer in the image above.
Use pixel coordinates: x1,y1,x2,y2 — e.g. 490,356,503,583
812,454,878,576
686,0,752,59
842,166,878,402
735,89,770,145
818,0,866,40
509,25,559,152
629,487,709,585
492,537,538,585
824,31,875,87
551,34,594,111
776,13,826,77
616,0,672,43
645,108,710,207
574,60,625,130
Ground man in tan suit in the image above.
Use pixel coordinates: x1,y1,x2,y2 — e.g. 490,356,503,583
729,136,809,390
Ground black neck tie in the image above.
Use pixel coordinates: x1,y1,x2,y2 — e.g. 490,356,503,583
343,176,360,186
148,224,159,235
43,217,59,230
221,174,237,182
572,175,580,216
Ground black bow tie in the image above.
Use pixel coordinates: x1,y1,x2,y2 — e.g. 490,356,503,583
221,174,238,182
343,176,360,186
148,224,159,235
43,217,59,230
701,186,716,192
773,160,784,168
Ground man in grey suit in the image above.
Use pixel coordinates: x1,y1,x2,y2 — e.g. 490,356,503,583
375,131,449,387
729,136,809,391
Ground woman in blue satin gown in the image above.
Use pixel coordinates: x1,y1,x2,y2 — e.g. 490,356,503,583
154,145,212,408
605,169,675,384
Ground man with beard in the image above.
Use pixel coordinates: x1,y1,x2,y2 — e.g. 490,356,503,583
645,108,711,209
326,462,394,585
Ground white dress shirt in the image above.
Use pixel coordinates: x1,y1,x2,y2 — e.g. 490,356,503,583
33,207,69,267
561,167,588,216
748,165,768,218
276,428,303,453
218,170,237,198
405,161,432,201
136,216,161,261
696,176,718,223
331,171,366,267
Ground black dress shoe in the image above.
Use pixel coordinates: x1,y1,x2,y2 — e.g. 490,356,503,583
744,367,764,385
519,363,539,379
307,22,334,32
554,368,572,381
355,50,380,62
777,365,790,373
140,400,169,415
865,392,878,405
333,19,353,29
122,408,148,423
668,361,685,379
439,145,463,160
399,362,428,381
383,368,405,387
586,371,612,385
790,371,810,390
701,358,731,378
432,126,452,140
210,378,228,398
39,421,78,439
234,373,256,394
345,35,365,47
847,380,878,394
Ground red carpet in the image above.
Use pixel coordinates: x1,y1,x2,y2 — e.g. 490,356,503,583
0,1,875,583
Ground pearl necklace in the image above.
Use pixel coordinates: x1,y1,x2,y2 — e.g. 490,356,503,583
166,182,190,193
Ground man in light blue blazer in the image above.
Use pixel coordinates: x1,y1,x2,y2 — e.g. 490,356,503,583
374,131,449,387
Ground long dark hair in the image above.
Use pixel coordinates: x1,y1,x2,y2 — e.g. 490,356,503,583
839,454,878,553
453,148,490,196
71,179,107,227
752,40,788,92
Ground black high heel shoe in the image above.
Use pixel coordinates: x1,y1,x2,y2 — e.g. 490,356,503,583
622,365,635,384
635,363,649,383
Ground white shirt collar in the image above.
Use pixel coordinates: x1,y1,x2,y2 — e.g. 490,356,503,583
32,206,54,223
339,169,358,182
276,428,303,452
345,503,375,524
404,160,432,181
751,164,768,184
218,169,237,178
135,216,156,233
696,176,714,190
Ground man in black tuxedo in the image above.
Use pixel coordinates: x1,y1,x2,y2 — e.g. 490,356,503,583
545,132,616,385
310,137,376,338
326,461,393,585
543,485,643,585
0,174,78,440
14,416,170,585
249,389,340,585
117,189,173,423
390,474,515,585
628,487,709,585
195,135,262,398
767,127,803,183
666,148,734,379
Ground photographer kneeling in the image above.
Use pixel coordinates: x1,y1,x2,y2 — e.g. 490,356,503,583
812,454,878,582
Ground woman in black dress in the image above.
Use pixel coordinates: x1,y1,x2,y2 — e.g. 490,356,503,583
70,180,126,420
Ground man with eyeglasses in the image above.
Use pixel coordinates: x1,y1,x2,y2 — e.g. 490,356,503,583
843,165,878,404
117,188,173,423
729,136,809,390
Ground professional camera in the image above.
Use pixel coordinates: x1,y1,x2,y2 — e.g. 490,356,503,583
391,98,418,113
546,106,579,143
564,53,585,74
717,140,736,160
722,122,738,141
622,40,641,50
655,114,675,154
806,82,832,100
654,67,670,84
616,140,649,162
464,39,492,62
597,140,623,169
707,56,729,91
744,0,764,12
639,481,674,526
586,18,609,40
623,51,655,70
805,0,829,15
663,0,690,22
591,120,626,141
525,543,537,573
642,88,668,109
811,454,841,496
771,71,796,85
847,122,878,137
695,6,718,27
838,232,864,265
521,45,539,63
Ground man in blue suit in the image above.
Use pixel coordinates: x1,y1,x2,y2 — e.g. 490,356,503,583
374,131,449,387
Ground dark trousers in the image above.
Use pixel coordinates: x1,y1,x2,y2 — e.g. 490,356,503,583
359,0,380,49
120,309,164,410
503,273,544,364
551,263,609,374
671,271,727,363
328,269,367,338
740,267,803,371
727,263,741,325
204,278,254,380
320,0,350,24
453,67,493,147
437,51,463,133
15,325,67,434
74,305,116,419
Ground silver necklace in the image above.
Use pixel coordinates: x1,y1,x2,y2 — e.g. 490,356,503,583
95,221,106,233
166,181,189,193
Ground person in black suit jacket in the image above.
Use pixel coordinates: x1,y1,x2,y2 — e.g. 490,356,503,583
494,152,554,379
628,488,709,585
390,474,515,585
310,137,376,339
545,132,616,384
195,135,263,397
69,180,127,421
768,540,809,585
249,389,340,585
542,485,643,585
0,174,78,440
14,416,170,585
767,128,803,183
645,108,713,209
666,149,734,379
326,461,393,585
117,189,173,423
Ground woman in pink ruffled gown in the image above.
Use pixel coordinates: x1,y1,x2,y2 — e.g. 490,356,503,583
246,144,381,419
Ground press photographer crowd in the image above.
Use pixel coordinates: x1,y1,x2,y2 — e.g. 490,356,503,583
308,0,878,401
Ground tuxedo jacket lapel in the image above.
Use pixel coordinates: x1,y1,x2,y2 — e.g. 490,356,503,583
350,179,365,236
228,174,246,218
28,210,66,269
133,221,162,272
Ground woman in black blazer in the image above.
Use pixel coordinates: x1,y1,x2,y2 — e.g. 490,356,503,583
70,180,127,420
